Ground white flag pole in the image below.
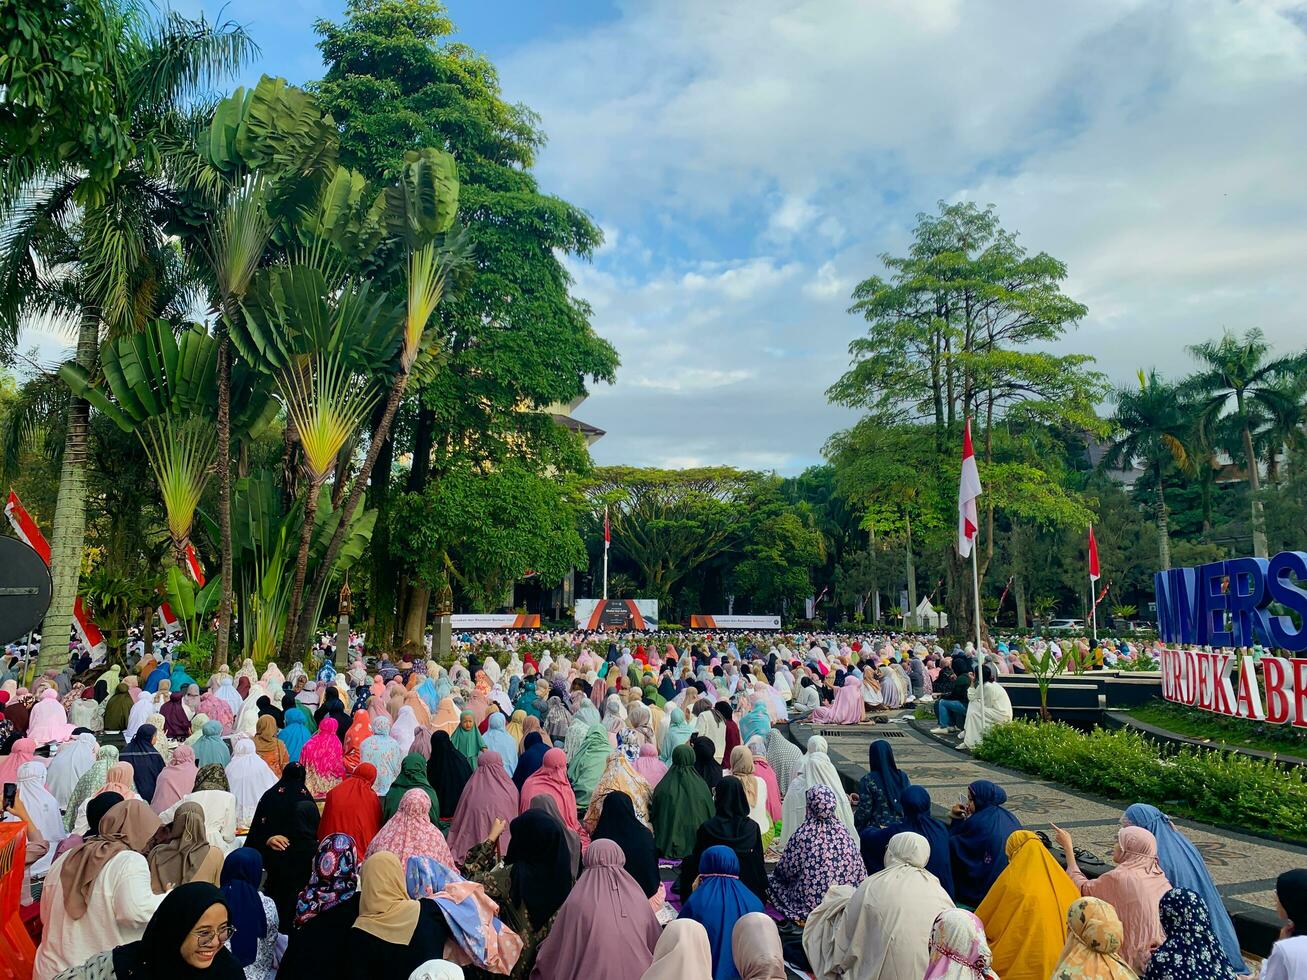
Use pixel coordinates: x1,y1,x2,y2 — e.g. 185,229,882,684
602,504,609,600
973,541,984,706
1091,575,1098,643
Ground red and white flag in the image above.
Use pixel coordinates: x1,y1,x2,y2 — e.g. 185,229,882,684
957,418,982,558
603,506,610,547
183,542,205,586
1088,524,1101,582
5,490,107,657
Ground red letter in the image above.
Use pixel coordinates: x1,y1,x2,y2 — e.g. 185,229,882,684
1264,657,1292,725
1292,659,1307,730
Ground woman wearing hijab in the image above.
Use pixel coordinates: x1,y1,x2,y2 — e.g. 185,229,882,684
1051,896,1139,980
482,712,519,776
360,715,406,796
245,763,320,928
976,829,1081,980
159,690,191,742
512,731,548,793
590,790,660,901
732,912,787,980
948,778,1021,908
278,707,312,763
583,751,653,831
34,799,165,979
566,722,612,807
450,710,486,771
46,730,98,809
365,787,456,870
727,745,770,840
924,909,1000,980
859,784,954,895
14,760,65,876
690,734,724,792
253,715,289,777
384,753,441,823
224,738,278,829
770,784,865,923
532,838,661,980
278,835,362,980
49,880,246,980
426,729,474,823
342,710,372,771
633,741,668,788
64,744,119,831
1054,824,1171,973
1122,803,1246,974
1260,870,1307,980
679,776,768,902
679,845,765,980
193,721,231,768
764,728,801,798
834,832,953,980
346,852,451,980
658,705,693,764
300,716,347,797
1141,887,1239,980
101,682,134,732
114,723,164,802
854,738,909,830
650,743,715,860
149,744,198,814
519,747,580,822
642,919,713,980
447,750,517,863
218,849,277,980
148,801,223,893
778,735,855,848
317,762,383,853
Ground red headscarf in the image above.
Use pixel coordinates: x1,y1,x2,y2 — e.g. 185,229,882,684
318,762,383,853
342,710,372,772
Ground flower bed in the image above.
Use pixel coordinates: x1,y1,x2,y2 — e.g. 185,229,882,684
974,719,1307,842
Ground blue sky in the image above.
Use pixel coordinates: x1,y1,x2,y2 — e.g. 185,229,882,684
28,1,1307,474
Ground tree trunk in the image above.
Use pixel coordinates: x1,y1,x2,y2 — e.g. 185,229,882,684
214,337,233,669
281,480,322,663
1241,420,1268,557
296,372,408,656
38,310,98,672
402,583,431,648
365,400,398,652
904,513,918,630
1155,467,1171,570
1015,574,1027,628
142,604,154,663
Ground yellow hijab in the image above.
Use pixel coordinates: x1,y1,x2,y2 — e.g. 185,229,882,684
977,829,1081,980
353,852,420,944
505,708,526,746
1052,897,1139,980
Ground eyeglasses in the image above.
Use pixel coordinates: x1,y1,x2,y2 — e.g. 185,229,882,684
191,925,236,948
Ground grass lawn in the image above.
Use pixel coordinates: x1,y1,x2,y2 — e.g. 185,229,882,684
1126,699,1307,760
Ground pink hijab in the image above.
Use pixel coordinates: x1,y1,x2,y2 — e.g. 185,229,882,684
447,750,517,862
102,761,138,799
197,691,234,734
811,674,864,724
0,738,40,783
1076,826,1172,973
632,742,668,788
27,689,74,745
301,718,347,779
150,745,198,813
531,839,661,980
518,748,580,831
365,787,456,869
751,754,783,823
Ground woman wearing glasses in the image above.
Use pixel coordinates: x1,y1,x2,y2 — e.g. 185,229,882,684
51,881,245,979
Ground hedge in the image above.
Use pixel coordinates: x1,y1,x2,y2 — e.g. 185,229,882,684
974,720,1307,842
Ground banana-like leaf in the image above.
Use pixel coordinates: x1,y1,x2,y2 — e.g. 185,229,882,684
299,167,387,259
384,148,460,246
166,566,196,624
205,75,338,179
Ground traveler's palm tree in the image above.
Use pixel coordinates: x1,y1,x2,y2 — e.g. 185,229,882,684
0,2,253,669
1184,329,1307,557
1101,370,1189,570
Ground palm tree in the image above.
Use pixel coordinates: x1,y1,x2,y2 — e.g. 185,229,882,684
1185,329,1307,557
0,2,253,671
1101,370,1190,570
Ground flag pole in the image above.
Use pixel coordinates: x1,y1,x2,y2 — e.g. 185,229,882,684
973,540,984,706
602,504,609,600
1090,574,1098,643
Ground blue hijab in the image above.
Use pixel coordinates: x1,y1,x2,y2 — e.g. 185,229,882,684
512,732,549,791
219,847,267,968
483,712,519,776
193,720,231,767
947,779,1020,908
415,677,441,713
738,702,771,745
859,785,955,898
678,845,765,980
169,662,198,690
865,739,910,819
278,708,311,763
144,664,171,694
1123,803,1247,973
659,706,694,764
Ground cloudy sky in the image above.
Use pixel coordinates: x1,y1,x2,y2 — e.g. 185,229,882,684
50,0,1307,473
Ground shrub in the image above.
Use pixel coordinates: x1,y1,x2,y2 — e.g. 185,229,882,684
974,720,1307,841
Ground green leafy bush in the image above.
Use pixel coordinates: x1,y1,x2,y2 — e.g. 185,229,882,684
975,720,1307,841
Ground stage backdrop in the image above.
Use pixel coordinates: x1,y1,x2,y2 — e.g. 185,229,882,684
575,598,659,631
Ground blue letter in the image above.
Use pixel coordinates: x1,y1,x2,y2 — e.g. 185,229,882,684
1199,561,1230,648
1266,551,1307,653
1167,566,1201,646
1155,571,1176,642
1226,557,1273,647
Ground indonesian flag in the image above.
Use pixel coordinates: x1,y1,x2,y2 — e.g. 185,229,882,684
957,418,982,558
183,543,205,586
5,490,107,657
603,506,610,547
1088,524,1101,582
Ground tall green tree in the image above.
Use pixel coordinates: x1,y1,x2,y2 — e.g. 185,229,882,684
0,0,253,670
313,0,618,648
1184,328,1306,557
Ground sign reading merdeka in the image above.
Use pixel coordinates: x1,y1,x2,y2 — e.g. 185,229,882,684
1154,551,1307,650
1159,648,1307,728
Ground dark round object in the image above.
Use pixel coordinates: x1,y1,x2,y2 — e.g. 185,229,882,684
0,536,53,645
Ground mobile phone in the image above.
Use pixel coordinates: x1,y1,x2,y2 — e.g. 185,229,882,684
2,782,15,812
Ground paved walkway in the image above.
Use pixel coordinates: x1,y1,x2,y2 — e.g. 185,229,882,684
789,715,1306,927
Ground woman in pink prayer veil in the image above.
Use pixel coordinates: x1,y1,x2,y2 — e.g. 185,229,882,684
811,673,866,724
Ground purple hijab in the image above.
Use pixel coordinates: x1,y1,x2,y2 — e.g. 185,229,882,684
447,750,518,862
530,839,661,980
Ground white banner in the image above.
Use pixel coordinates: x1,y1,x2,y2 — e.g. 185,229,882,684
689,615,782,630
450,613,541,629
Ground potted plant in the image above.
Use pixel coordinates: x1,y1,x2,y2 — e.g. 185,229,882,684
1017,638,1069,721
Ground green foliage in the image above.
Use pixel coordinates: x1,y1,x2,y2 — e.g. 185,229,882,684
1128,699,1307,759
975,720,1307,841
164,564,219,643
1016,640,1069,717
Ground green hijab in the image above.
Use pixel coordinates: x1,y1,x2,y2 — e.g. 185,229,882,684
566,722,613,807
383,752,440,823
450,711,486,771
641,684,665,708
649,742,715,859
101,683,133,731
